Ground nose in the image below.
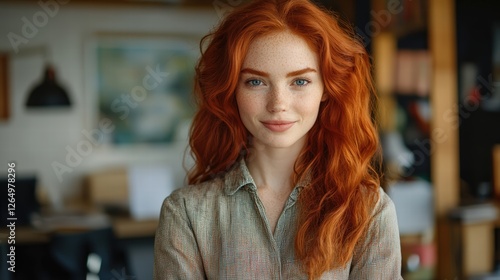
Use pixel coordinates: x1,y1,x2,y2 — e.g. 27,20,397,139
266,86,288,113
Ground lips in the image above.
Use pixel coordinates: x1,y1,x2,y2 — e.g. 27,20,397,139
261,120,296,132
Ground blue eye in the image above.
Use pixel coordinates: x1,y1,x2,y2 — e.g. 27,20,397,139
247,79,263,87
294,79,309,86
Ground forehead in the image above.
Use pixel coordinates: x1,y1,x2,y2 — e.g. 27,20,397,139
241,31,320,71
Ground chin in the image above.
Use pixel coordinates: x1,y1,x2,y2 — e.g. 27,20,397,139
260,137,305,149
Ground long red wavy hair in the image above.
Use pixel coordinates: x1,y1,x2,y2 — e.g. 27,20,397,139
188,0,381,278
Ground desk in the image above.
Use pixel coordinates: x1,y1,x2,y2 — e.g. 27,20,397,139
112,217,158,239
0,216,158,244
0,214,158,280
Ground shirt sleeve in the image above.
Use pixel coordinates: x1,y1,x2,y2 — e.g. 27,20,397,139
349,188,403,280
153,193,206,280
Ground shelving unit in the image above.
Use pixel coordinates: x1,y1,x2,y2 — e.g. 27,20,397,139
429,1,460,278
371,0,459,278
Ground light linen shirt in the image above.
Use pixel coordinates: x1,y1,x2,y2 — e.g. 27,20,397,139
154,159,403,279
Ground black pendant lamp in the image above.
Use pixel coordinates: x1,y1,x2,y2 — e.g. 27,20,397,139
26,65,71,108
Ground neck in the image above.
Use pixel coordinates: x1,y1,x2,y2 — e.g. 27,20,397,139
245,139,305,193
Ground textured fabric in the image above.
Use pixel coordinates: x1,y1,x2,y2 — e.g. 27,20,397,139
154,159,403,279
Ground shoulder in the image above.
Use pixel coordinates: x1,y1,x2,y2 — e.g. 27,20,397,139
355,187,399,246
161,178,227,220
158,175,239,237
356,187,400,255
163,178,224,209
350,187,402,277
373,187,396,216
368,187,398,231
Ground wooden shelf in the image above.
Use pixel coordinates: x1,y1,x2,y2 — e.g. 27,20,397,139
372,0,460,277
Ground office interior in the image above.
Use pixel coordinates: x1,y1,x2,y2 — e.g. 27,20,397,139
0,0,499,279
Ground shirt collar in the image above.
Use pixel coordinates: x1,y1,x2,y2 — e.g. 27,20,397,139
224,157,256,195
223,157,312,196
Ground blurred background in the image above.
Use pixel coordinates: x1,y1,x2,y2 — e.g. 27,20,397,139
0,0,499,279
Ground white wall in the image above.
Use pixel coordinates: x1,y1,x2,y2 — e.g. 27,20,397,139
0,2,220,209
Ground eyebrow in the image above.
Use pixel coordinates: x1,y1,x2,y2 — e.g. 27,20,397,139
240,67,317,78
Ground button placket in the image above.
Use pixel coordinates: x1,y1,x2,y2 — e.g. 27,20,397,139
247,184,282,279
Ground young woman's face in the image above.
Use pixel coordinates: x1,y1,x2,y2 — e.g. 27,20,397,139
236,31,325,150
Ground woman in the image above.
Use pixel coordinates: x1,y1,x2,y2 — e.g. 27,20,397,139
154,0,402,279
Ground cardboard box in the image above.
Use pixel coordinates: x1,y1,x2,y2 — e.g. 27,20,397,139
86,169,128,208
462,222,495,276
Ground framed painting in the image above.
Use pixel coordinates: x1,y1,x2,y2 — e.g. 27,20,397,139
85,34,200,145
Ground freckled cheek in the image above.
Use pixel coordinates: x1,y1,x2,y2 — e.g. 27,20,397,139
294,96,323,118
236,94,264,121
298,109,320,126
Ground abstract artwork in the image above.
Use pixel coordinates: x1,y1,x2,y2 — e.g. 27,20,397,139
92,35,199,145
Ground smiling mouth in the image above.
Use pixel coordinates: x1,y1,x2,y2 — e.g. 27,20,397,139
261,121,296,132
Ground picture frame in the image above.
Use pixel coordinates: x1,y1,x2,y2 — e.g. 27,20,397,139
84,33,201,146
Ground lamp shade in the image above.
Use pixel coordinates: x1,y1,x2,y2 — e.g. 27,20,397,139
26,65,71,107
